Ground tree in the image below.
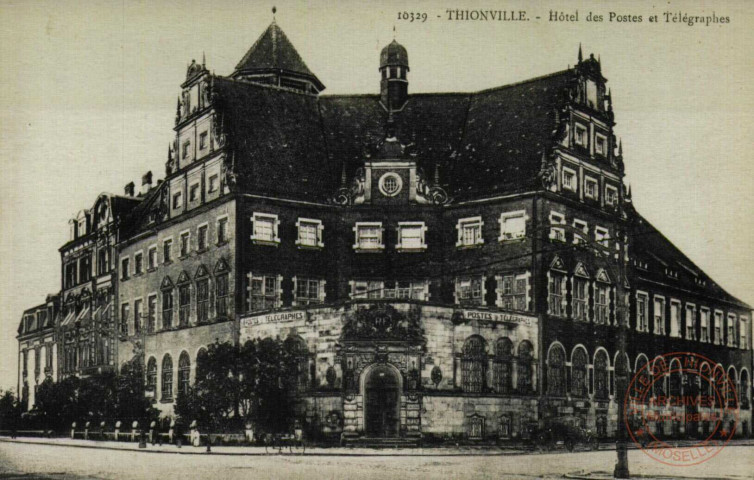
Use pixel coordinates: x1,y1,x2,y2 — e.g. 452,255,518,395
0,390,22,431
175,338,300,434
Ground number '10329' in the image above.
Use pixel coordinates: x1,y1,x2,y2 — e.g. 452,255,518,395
397,12,428,22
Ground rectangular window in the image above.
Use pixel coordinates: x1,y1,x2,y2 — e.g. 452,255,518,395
217,217,228,244
548,272,565,317
172,192,182,209
573,219,588,245
595,134,607,155
134,252,143,275
397,222,426,250
727,314,737,347
179,285,190,326
351,280,384,299
670,300,681,337
189,183,199,202
147,295,156,333
248,273,280,312
685,304,696,340
163,239,172,263
208,174,218,193
700,308,710,342
584,176,599,199
595,227,610,248
385,280,428,301
572,277,589,321
120,303,129,335
594,284,609,325
456,216,484,247
605,185,618,206
498,274,528,311
741,317,748,349
121,258,129,280
714,311,723,344
162,290,173,329
147,247,157,270
79,256,91,283
499,211,526,241
216,274,229,318
549,212,566,242
199,131,208,150
562,167,577,192
295,278,323,305
455,276,485,306
296,218,323,247
196,278,209,323
197,225,208,250
251,213,279,244
574,123,588,146
97,248,108,275
182,140,190,159
653,296,666,335
354,222,384,250
180,232,190,257
637,292,649,332
134,299,143,334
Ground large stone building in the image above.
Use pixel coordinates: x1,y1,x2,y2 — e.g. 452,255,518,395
18,21,752,442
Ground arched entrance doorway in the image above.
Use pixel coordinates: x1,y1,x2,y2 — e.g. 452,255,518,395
364,365,400,437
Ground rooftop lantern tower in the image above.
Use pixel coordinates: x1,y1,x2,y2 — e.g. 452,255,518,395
380,37,409,111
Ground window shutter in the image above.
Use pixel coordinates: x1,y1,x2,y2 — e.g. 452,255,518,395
319,280,327,303
276,275,283,308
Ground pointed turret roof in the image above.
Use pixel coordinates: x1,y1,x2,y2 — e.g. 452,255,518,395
233,21,324,91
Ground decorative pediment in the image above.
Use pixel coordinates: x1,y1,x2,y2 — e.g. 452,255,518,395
176,271,191,285
213,258,230,275
160,276,174,290
549,255,566,272
574,262,590,279
342,304,424,343
195,264,210,279
596,268,612,283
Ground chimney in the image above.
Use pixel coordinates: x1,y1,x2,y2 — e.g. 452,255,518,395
124,182,135,197
141,171,153,195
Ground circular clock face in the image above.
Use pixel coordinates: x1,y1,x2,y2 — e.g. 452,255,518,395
379,172,403,197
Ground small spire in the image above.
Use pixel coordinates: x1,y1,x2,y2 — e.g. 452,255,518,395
202,52,206,67
272,6,277,22
578,43,583,63
393,25,396,40
618,139,623,156
434,162,440,185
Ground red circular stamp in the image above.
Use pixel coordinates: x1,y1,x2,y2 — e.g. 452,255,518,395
624,352,739,467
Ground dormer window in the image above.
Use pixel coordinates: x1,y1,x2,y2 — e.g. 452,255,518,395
499,211,527,241
251,213,280,245
354,222,384,251
456,217,484,248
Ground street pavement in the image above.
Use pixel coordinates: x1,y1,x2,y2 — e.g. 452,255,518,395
0,438,752,479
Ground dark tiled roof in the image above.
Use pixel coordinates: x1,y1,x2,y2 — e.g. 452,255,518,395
234,22,322,87
630,210,750,309
215,69,572,201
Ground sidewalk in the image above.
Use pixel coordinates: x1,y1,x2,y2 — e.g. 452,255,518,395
2,435,753,457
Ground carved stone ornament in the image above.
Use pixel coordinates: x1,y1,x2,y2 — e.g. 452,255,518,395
212,114,226,147
415,168,450,205
332,167,366,205
200,78,211,109
537,153,558,191
341,304,424,342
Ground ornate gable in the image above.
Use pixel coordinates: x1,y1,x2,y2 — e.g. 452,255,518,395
161,276,174,290
195,264,210,279
176,270,191,285
550,255,566,272
574,262,590,278
596,268,612,283
213,258,230,275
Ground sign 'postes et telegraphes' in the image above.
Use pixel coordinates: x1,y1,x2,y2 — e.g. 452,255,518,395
240,310,306,327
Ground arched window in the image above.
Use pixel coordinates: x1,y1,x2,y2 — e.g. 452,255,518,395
571,348,588,397
653,357,667,400
492,338,513,394
462,336,487,393
178,352,191,396
517,341,534,394
740,370,750,409
727,367,738,408
594,350,609,399
712,365,725,407
284,336,309,392
547,344,566,397
161,354,173,401
146,357,157,391
195,348,208,383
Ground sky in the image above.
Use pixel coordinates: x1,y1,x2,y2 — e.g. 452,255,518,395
0,0,752,392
